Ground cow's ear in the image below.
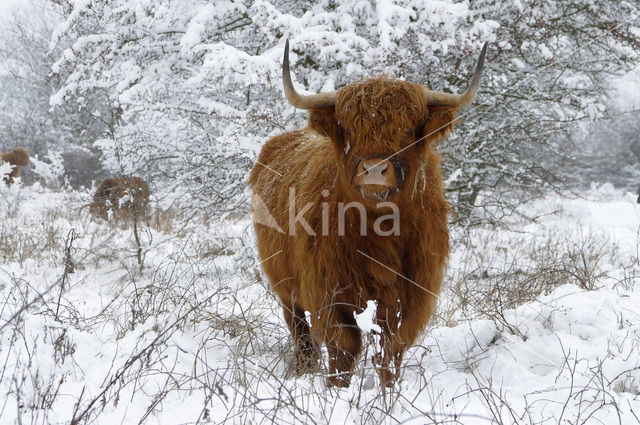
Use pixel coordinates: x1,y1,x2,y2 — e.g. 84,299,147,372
419,106,457,145
308,108,345,147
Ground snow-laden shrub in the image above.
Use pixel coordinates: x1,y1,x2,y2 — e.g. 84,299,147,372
29,153,66,189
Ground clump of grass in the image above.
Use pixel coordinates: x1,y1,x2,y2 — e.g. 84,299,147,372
439,229,614,329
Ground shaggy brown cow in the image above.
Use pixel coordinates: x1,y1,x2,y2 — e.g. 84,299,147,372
89,177,149,221
250,40,487,387
0,148,30,185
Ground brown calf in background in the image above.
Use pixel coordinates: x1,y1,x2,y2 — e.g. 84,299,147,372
89,177,149,221
0,148,30,185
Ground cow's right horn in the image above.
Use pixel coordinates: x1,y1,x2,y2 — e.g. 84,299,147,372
282,40,337,110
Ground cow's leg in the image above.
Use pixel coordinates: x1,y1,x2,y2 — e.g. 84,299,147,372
373,336,405,387
280,300,321,375
258,248,320,376
376,286,438,387
373,302,404,387
324,308,362,387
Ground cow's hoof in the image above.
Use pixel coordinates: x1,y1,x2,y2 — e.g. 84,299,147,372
377,368,397,387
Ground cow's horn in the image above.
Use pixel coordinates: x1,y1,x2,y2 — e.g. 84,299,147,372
423,42,488,108
282,40,337,110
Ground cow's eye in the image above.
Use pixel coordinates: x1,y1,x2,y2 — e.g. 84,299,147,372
404,128,413,135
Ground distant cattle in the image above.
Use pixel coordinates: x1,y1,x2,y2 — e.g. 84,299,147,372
0,148,30,185
89,177,149,222
250,40,487,387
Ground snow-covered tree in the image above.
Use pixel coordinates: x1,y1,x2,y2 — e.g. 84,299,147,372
48,0,640,221
0,1,109,188
440,0,640,222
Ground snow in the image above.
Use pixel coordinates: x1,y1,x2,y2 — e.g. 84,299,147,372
538,43,553,60
354,300,382,334
426,282,640,423
0,161,12,181
611,68,640,111
1,182,639,424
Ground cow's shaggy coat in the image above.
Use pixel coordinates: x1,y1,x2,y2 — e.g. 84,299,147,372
0,148,30,185
250,42,485,387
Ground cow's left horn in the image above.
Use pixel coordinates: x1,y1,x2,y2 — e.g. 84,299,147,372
282,40,337,110
423,42,488,108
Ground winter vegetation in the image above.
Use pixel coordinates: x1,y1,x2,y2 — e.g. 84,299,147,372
1,0,640,424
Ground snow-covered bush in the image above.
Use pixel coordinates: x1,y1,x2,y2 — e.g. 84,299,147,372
29,152,66,188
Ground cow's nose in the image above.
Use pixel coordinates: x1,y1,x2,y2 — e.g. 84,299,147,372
363,161,388,175
355,159,396,189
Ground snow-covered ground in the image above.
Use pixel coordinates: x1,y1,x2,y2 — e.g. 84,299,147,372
1,182,639,424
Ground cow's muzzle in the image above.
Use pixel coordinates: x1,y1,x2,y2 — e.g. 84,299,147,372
353,159,399,200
